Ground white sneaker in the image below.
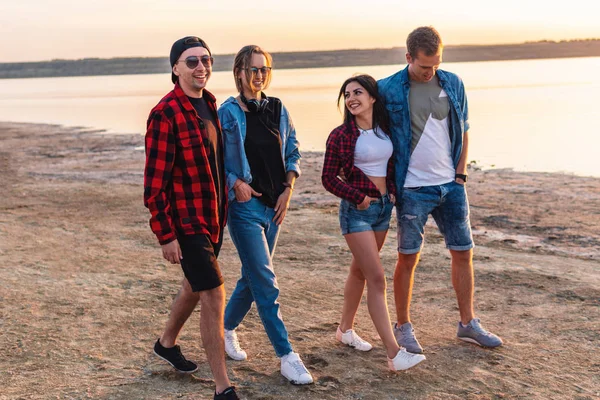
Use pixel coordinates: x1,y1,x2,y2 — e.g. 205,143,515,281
387,348,426,371
280,352,313,385
224,329,247,361
336,327,373,351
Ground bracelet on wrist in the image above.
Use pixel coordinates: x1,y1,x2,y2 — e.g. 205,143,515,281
282,182,294,190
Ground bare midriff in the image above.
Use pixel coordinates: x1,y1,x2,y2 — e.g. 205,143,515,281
367,175,388,197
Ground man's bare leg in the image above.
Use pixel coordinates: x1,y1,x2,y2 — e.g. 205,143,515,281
450,249,475,325
393,252,420,325
160,278,199,347
199,284,231,394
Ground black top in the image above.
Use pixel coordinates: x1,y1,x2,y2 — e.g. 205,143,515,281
188,96,225,229
244,109,286,208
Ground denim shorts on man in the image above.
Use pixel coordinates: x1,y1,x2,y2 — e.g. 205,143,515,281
178,233,224,292
339,193,394,235
397,181,474,254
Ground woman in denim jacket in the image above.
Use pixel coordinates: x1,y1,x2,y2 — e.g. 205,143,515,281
322,74,426,371
217,45,312,385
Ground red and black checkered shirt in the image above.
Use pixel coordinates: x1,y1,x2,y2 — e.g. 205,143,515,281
144,83,227,245
321,120,396,204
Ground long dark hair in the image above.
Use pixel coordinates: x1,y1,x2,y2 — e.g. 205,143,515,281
337,74,390,137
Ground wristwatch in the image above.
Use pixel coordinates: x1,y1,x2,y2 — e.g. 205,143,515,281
282,182,294,190
455,174,468,182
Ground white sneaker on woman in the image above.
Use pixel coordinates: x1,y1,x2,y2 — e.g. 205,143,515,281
224,329,247,361
387,348,426,371
336,327,373,351
280,352,313,385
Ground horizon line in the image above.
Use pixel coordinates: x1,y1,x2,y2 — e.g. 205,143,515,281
2,38,599,64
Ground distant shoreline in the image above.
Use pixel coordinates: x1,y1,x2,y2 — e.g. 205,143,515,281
1,39,600,80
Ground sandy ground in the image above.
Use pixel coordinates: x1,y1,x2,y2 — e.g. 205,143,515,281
0,122,598,400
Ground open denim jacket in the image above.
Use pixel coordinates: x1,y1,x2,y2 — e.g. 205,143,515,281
378,66,470,201
218,96,301,203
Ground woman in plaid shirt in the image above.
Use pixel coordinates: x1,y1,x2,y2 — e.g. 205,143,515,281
322,74,426,371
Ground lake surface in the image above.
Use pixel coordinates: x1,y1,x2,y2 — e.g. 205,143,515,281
1,57,599,177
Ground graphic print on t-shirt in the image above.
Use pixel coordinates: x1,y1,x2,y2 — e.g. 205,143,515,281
404,75,455,187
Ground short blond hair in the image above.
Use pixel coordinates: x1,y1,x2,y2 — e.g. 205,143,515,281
407,26,443,58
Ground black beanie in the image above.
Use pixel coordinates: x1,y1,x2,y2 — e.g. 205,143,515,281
169,36,211,84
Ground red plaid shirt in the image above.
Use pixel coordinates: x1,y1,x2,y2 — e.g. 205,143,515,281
144,83,227,245
322,120,395,204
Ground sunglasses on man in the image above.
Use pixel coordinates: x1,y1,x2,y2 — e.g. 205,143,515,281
177,55,215,70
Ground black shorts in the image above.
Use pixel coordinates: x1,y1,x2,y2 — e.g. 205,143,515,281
178,233,224,292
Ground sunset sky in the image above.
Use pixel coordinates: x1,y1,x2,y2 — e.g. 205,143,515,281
2,0,599,62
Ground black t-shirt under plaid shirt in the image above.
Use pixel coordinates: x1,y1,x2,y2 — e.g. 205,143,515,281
144,84,227,245
188,96,225,228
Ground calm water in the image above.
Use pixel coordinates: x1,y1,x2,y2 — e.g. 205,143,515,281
1,57,599,177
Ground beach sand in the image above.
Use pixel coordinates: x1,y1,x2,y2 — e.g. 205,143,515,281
1,122,598,399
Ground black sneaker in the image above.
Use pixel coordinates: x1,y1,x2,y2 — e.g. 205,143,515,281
214,386,240,400
153,339,198,373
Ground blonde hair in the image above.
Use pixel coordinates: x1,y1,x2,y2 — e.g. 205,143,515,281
233,45,273,93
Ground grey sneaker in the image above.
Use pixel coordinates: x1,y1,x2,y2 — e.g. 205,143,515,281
457,318,503,348
393,322,423,354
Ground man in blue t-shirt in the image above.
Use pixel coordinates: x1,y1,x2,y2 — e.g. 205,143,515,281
378,26,503,354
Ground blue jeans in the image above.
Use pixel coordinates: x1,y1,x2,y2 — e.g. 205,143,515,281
224,197,293,357
397,181,474,254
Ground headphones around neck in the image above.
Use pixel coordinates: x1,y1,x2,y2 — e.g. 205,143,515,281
240,92,269,113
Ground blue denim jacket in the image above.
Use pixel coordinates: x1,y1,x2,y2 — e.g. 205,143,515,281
218,96,302,203
378,66,470,198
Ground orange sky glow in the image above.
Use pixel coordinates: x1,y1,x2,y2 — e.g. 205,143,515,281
1,0,599,62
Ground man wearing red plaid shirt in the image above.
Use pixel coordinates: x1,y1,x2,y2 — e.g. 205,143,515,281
144,36,238,400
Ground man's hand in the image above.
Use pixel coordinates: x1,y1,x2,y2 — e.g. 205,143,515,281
357,195,374,210
273,187,293,225
233,179,262,202
161,239,182,264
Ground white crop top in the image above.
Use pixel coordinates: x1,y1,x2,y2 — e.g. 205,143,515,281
354,128,393,177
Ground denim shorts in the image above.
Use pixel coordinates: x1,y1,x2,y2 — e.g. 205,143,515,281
397,181,474,254
339,194,394,235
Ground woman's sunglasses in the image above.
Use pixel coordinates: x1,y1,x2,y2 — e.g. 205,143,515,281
248,66,272,75
177,55,214,70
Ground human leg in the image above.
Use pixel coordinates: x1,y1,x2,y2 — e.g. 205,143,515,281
434,182,501,347
393,252,420,326
344,230,399,359
393,186,440,353
344,230,425,369
155,232,225,373
431,182,475,324
227,199,292,357
223,270,251,361
199,284,232,394
450,249,475,324
160,278,200,348
339,257,366,332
